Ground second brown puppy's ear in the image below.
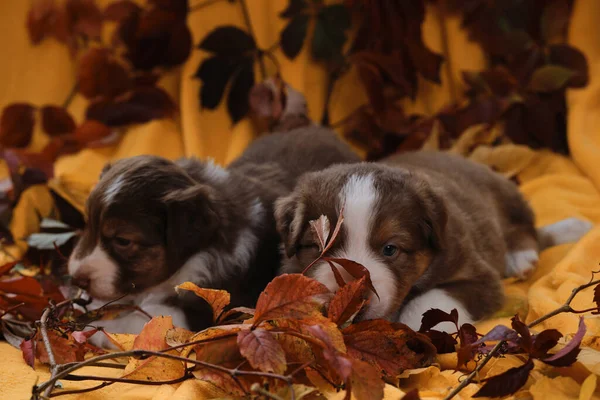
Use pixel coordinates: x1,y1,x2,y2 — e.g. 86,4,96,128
162,184,220,265
274,194,306,258
99,162,112,179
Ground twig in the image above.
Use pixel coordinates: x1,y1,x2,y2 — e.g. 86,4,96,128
251,383,285,400
240,0,266,79
39,308,59,398
443,277,600,400
34,349,293,397
61,372,194,385
61,84,78,109
0,302,25,318
48,382,113,398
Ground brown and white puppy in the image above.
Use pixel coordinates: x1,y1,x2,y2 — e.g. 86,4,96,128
68,126,360,337
275,151,593,331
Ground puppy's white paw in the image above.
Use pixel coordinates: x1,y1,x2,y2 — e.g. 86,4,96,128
505,249,539,279
538,217,594,248
396,289,474,333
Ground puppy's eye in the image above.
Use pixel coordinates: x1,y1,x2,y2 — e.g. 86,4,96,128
382,244,398,257
113,236,132,248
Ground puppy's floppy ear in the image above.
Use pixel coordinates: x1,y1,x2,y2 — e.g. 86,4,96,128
420,186,447,251
162,184,220,263
274,194,306,258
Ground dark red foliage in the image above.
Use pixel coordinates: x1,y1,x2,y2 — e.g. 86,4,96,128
0,104,36,148
473,358,534,398
41,106,76,136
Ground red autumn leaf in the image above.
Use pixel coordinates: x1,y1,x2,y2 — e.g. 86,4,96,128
253,274,330,326
473,358,534,398
40,105,76,136
0,104,36,148
36,330,89,364
542,317,586,367
73,120,112,144
132,316,173,351
27,0,57,44
418,308,459,333
78,48,132,100
342,319,436,377
20,337,36,368
103,0,141,21
0,276,44,297
65,0,103,40
0,261,18,276
327,276,368,326
86,86,176,127
176,282,230,323
531,329,562,359
423,330,457,354
192,365,245,397
237,328,287,374
511,315,532,352
456,323,479,367
323,258,379,300
327,260,347,288
72,329,99,344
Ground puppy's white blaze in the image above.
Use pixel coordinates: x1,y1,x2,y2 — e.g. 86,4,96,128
396,289,474,333
103,173,124,204
311,174,397,319
68,246,120,299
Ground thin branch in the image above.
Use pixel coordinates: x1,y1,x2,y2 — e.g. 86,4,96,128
34,349,293,397
39,308,59,398
49,382,113,398
61,84,78,109
240,0,266,78
443,277,600,400
61,372,194,385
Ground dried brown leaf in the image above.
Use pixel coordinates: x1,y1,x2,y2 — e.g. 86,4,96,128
238,328,287,374
327,276,368,326
176,282,230,322
77,48,132,99
253,274,330,326
41,105,76,136
323,258,379,300
0,104,36,148
309,215,331,253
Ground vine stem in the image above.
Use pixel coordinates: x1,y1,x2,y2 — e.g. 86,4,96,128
39,308,59,398
443,277,600,400
240,0,266,79
33,349,295,398
61,83,78,109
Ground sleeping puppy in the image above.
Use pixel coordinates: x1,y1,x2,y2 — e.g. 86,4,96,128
275,151,593,331
67,126,360,337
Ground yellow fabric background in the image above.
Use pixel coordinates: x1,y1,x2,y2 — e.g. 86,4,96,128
1,0,600,399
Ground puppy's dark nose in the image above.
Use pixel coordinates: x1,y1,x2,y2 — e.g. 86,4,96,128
72,274,91,291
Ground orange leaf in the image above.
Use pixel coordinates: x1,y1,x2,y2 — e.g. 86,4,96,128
132,316,173,351
238,328,287,374
217,306,255,324
253,274,330,326
0,276,44,297
324,258,379,300
349,358,385,400
103,332,137,351
181,325,242,358
342,320,436,377
176,282,230,322
327,276,368,326
165,327,194,349
192,367,246,396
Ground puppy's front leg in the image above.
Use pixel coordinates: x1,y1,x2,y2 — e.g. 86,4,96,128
396,272,503,333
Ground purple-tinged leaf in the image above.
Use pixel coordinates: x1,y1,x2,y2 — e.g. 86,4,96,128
542,317,586,367
511,315,532,351
20,338,36,368
418,309,459,333
474,325,519,346
473,358,534,398
531,329,562,359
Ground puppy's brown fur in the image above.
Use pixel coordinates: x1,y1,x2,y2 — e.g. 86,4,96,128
275,151,541,328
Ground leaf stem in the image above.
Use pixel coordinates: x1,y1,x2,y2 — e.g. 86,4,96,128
62,84,79,109
240,0,266,79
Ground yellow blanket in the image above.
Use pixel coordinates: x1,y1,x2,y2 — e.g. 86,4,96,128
1,0,600,399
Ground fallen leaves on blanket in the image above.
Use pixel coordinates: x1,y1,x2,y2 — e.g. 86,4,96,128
175,282,230,323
